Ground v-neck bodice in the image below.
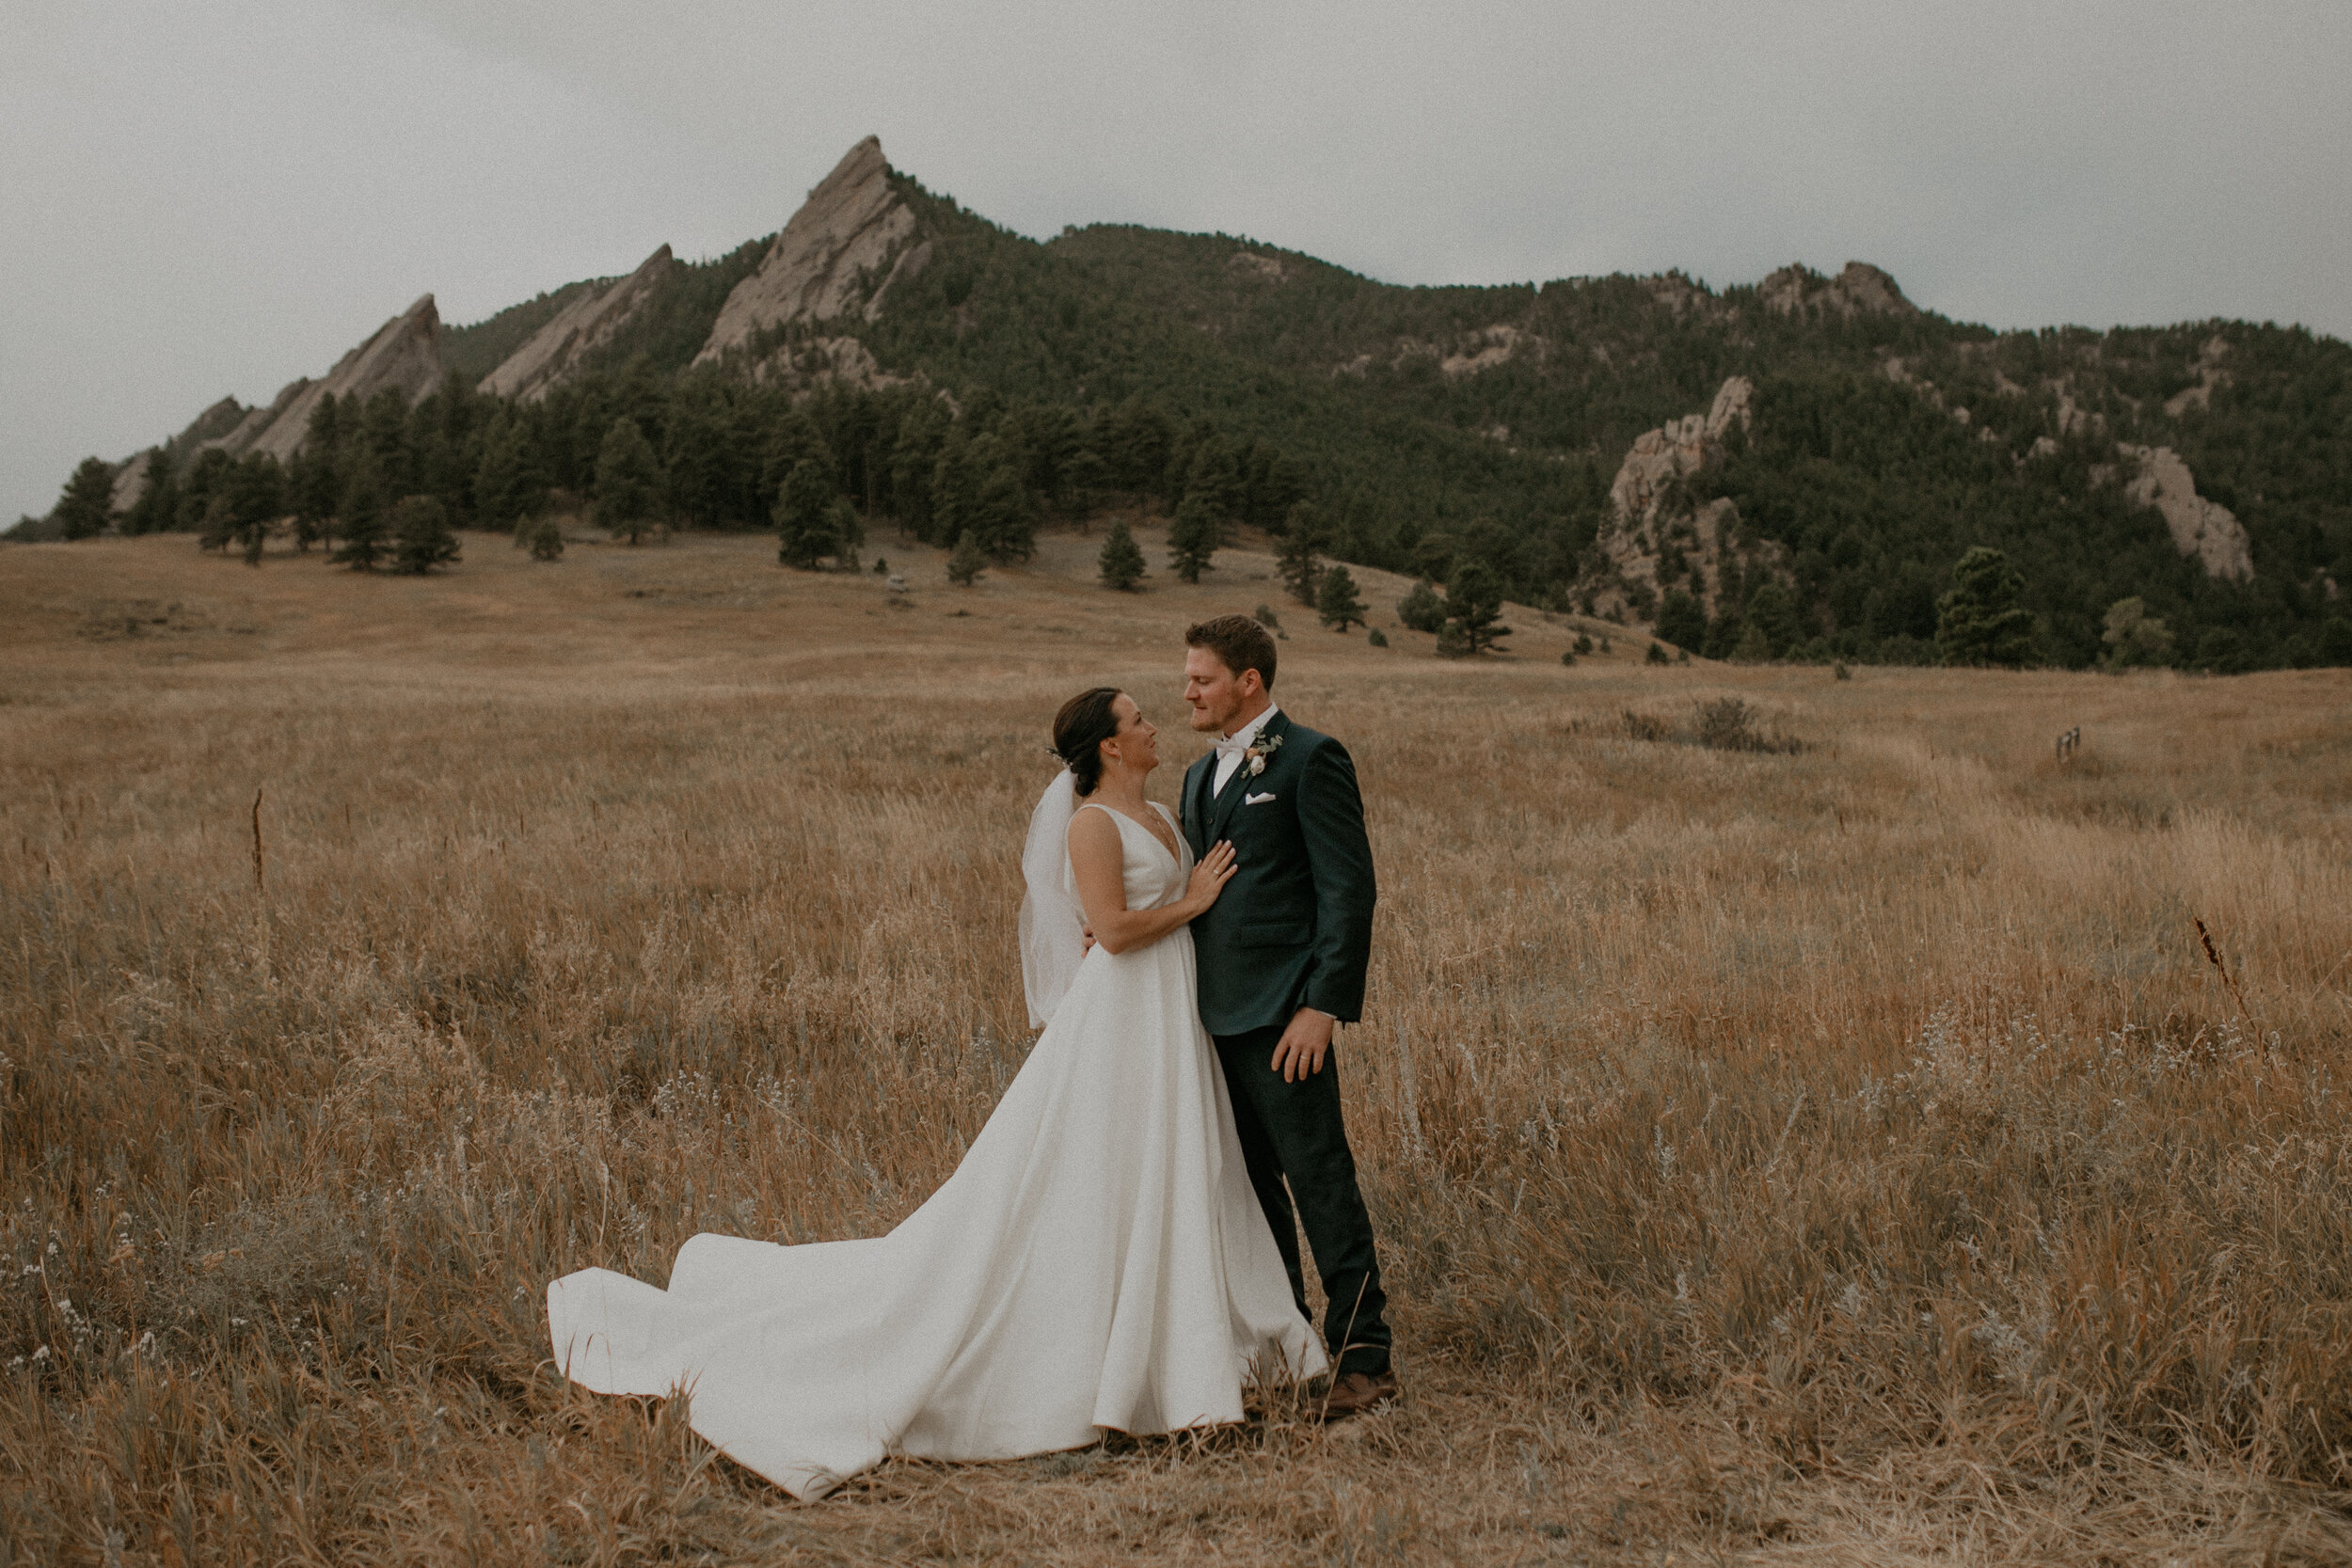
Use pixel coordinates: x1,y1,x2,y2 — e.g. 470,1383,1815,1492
1071,802,1192,911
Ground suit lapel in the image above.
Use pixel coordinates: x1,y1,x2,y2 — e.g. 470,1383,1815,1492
1184,755,1213,854
1207,710,1289,845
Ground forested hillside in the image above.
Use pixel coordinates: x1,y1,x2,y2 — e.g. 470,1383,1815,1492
23,150,2352,670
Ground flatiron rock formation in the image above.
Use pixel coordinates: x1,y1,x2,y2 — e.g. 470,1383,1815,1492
1757,261,1916,319
2120,444,2254,580
693,136,920,366
480,246,680,402
210,294,447,464
106,397,256,511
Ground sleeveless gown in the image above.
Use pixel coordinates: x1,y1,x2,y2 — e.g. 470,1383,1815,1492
546,801,1325,1498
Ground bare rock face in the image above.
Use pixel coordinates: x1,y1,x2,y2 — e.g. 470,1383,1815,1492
208,294,447,463
1607,376,1753,522
109,453,154,513
694,137,918,367
1757,261,1916,319
1587,378,1777,629
1440,324,1543,379
2119,444,2253,580
481,246,679,402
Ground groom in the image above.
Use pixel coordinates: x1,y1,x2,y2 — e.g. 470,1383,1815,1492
1179,614,1397,1419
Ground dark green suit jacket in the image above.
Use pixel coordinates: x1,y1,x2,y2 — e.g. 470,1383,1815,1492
1181,710,1377,1036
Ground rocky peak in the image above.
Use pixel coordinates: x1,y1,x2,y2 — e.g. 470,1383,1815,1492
1608,376,1753,523
480,245,680,402
1757,261,1916,319
694,136,922,367
211,294,447,463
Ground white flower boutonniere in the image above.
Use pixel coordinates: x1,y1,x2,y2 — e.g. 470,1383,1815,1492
1245,730,1284,778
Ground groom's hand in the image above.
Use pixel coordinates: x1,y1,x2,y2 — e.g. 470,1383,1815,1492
1270,1007,1335,1082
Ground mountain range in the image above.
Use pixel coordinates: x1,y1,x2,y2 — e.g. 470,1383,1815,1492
20,136,2352,670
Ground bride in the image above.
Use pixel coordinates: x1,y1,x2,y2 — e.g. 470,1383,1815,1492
546,686,1327,1497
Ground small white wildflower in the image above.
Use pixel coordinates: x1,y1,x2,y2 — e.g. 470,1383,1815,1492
31,1346,49,1362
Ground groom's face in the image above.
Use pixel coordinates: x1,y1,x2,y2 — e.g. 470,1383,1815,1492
1184,647,1259,735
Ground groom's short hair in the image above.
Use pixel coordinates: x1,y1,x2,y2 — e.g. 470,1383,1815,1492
1184,614,1277,691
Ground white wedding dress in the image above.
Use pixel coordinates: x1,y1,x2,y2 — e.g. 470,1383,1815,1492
546,799,1324,1498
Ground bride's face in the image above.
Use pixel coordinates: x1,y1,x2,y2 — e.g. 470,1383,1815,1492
1102,693,1160,776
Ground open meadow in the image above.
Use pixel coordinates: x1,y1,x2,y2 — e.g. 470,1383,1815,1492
3,524,2350,1565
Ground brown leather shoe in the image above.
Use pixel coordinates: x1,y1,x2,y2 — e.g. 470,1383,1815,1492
1319,1369,1400,1421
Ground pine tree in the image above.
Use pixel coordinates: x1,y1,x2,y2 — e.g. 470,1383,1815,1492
968,461,1035,561
595,418,664,545
1168,493,1220,583
1441,561,1511,654
176,449,230,534
2101,596,2173,669
333,457,387,571
1655,589,1707,654
287,445,337,551
199,493,236,554
946,530,986,586
1396,578,1446,633
391,495,461,575
527,517,564,561
1740,579,1803,658
226,452,283,565
1277,501,1325,605
1317,564,1367,632
1935,546,2034,668
1098,516,1146,590
473,419,547,532
55,457,117,540
123,451,175,537
774,458,838,569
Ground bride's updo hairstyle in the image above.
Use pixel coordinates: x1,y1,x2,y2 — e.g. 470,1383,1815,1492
1053,687,1125,796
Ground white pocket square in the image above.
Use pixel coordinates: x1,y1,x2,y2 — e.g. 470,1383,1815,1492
1246,791,1277,804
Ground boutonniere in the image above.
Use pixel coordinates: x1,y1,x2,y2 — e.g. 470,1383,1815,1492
1245,730,1284,778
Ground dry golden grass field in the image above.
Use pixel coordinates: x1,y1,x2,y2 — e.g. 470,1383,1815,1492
4,521,2351,1565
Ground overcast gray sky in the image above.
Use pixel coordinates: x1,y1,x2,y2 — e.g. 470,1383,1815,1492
6,0,2347,524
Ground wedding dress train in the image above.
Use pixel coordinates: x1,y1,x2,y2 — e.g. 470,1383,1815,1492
546,800,1324,1497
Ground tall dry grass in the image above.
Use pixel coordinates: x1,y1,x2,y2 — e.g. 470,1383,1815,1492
3,531,2349,1563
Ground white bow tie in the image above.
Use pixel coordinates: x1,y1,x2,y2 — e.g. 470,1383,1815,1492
1216,733,1252,754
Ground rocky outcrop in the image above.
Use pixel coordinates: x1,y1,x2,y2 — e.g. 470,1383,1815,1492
1441,324,1542,379
109,453,154,513
208,294,447,463
2162,334,2233,417
1585,377,1780,628
2119,445,2252,580
107,396,251,510
1607,376,1752,521
480,246,679,402
693,137,919,366
748,335,911,395
1757,261,1916,319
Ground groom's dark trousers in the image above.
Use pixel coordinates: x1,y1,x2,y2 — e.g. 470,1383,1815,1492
1213,1024,1392,1376
1182,709,1391,1378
